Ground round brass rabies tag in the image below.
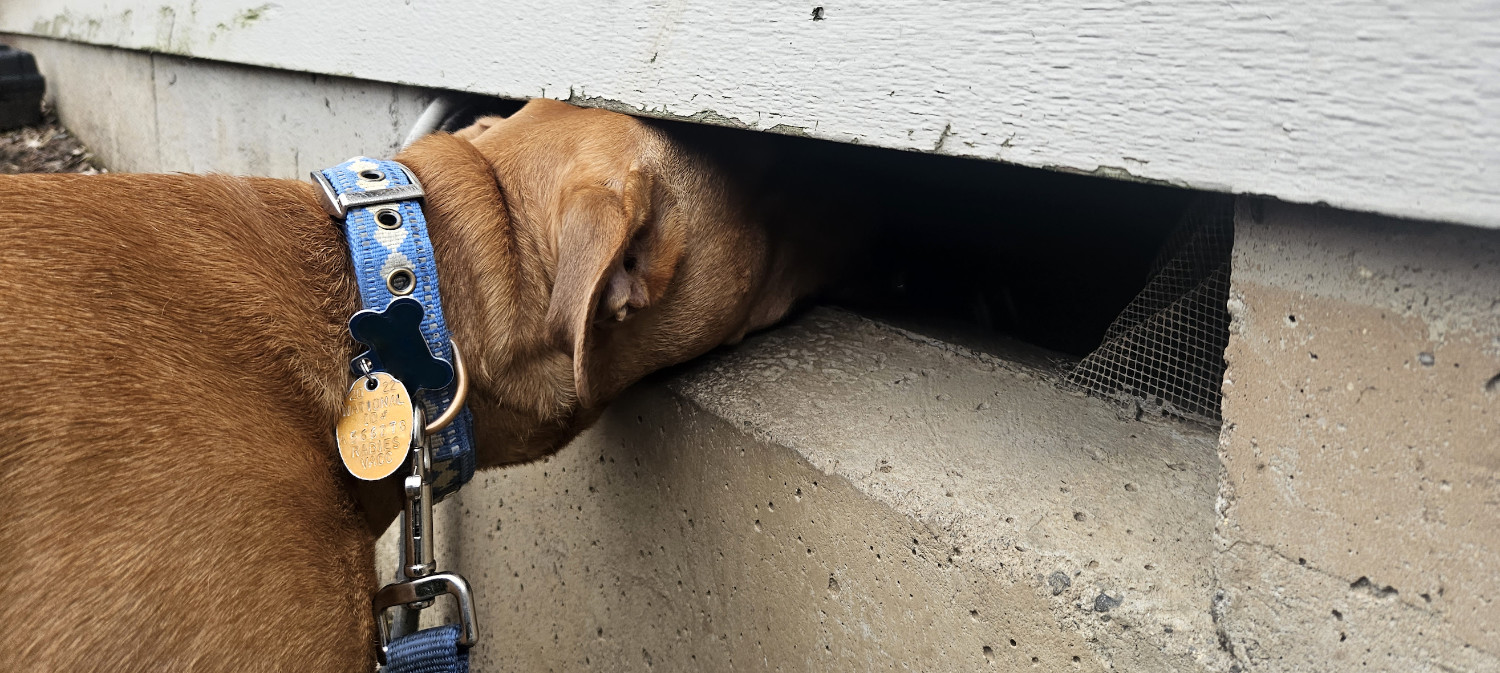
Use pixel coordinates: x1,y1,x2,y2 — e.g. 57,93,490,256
337,372,414,481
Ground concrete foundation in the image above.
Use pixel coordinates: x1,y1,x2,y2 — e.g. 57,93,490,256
437,310,1228,671
425,204,1500,671
1,34,433,176
1217,200,1500,670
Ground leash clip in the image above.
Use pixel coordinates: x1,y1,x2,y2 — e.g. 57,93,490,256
373,405,480,665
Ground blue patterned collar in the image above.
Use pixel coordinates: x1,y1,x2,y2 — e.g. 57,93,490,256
313,157,475,499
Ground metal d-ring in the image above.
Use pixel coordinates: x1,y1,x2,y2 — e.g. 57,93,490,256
424,340,468,435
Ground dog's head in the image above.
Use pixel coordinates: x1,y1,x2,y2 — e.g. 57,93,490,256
402,99,830,466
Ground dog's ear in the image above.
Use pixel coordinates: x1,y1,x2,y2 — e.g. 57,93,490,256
546,168,682,407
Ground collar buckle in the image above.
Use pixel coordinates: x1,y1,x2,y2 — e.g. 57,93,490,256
311,162,426,220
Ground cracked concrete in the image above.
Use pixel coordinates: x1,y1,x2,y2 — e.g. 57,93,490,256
1217,198,1500,670
1216,542,1496,672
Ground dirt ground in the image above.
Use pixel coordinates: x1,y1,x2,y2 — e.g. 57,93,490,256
1,105,104,174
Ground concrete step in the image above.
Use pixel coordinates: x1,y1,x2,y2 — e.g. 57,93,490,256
434,308,1225,671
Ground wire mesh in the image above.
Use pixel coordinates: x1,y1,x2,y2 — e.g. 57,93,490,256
1064,196,1233,425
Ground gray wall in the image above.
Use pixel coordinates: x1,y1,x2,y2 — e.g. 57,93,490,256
3,36,432,177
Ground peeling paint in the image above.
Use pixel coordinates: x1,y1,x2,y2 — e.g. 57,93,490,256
566,91,755,130
764,123,809,137
1041,163,1182,189
679,108,752,128
932,122,953,152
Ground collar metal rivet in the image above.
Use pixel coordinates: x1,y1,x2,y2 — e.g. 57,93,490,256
375,207,403,229
386,268,416,295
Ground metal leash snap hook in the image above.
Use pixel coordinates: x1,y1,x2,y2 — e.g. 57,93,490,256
372,403,480,665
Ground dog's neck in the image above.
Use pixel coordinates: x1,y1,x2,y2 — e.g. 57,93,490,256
336,133,587,532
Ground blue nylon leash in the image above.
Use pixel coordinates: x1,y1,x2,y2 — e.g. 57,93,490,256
315,157,475,499
383,625,469,673
313,158,478,672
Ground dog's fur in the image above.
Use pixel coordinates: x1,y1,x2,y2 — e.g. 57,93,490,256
0,99,836,671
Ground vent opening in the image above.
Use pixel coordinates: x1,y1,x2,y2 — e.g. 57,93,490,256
770,133,1235,425
437,96,1234,425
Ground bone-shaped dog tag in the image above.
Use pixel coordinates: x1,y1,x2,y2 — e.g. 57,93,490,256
347,297,454,392
337,371,414,481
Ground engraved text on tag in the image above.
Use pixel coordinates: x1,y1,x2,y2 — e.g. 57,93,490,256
337,371,413,481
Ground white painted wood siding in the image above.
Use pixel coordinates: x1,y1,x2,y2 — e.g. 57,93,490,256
4,1,1497,227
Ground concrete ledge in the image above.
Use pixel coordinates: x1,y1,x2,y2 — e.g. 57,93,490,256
445,309,1224,671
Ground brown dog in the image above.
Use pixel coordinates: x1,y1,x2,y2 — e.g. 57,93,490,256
0,99,835,671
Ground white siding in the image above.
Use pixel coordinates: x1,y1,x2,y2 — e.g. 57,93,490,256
3,0,1497,227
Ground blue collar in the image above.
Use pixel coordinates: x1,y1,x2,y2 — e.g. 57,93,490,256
313,157,475,500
